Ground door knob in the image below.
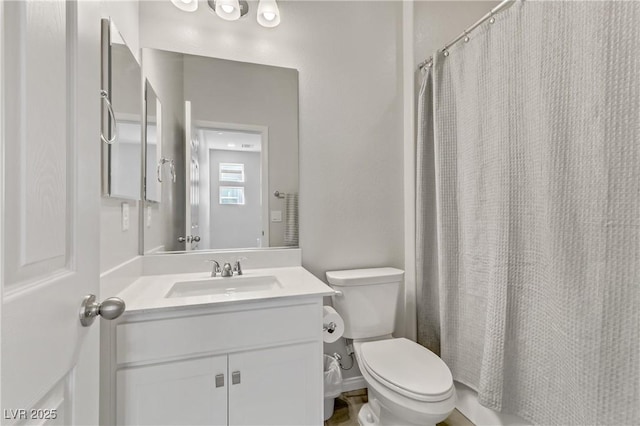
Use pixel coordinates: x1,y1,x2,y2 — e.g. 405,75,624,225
178,236,187,243
192,235,200,242
79,294,126,327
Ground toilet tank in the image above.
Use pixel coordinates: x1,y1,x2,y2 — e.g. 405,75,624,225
326,268,404,339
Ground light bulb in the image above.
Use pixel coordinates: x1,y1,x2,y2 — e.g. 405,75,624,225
257,0,280,27
215,0,241,20
171,0,198,12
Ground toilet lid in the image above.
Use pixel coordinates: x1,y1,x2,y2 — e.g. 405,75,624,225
359,338,454,402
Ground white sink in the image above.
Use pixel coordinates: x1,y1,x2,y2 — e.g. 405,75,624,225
166,275,282,298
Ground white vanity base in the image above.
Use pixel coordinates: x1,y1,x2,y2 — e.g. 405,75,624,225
100,254,333,426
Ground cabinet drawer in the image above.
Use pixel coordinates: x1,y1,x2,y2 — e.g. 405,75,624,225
116,302,321,365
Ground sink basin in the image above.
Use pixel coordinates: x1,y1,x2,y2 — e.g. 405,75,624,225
166,275,282,298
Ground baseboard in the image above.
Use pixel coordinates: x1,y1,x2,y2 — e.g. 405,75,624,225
342,376,366,393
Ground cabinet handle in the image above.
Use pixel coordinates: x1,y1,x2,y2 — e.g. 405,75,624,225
215,374,225,388
232,371,241,385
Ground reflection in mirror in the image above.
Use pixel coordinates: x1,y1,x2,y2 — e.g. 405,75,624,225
145,80,162,202
101,19,142,200
142,48,299,253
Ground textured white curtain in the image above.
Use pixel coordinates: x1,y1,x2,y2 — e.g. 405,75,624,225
417,1,640,424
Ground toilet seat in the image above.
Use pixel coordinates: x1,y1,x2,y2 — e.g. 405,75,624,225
359,338,454,403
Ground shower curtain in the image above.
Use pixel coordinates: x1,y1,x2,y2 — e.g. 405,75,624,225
416,2,640,424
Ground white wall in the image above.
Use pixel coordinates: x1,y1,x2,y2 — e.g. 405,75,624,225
100,0,140,273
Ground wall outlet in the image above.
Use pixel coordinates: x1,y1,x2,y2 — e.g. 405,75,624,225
121,202,130,231
146,205,152,228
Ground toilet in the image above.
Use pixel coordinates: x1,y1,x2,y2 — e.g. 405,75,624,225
326,268,456,426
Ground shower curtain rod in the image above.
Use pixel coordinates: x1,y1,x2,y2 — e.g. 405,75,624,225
418,0,516,70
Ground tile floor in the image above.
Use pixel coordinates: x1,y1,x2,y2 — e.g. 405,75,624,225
325,389,474,426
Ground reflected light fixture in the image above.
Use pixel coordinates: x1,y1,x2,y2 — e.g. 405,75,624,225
170,0,198,12
207,0,250,20
214,0,241,20
257,0,280,27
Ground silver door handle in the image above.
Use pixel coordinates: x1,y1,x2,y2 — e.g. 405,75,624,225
79,294,126,327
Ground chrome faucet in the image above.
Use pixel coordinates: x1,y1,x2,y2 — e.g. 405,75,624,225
208,258,246,278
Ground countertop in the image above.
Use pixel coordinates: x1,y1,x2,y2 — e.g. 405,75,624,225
118,266,335,314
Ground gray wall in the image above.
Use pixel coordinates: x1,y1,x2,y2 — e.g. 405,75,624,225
209,150,262,249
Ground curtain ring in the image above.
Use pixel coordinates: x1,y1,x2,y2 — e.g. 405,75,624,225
489,11,496,24
463,30,470,43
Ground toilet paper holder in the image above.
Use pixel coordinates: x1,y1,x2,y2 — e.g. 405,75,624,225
323,322,337,334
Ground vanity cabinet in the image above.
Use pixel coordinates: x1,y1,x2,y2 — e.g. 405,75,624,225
101,298,324,426
117,355,228,425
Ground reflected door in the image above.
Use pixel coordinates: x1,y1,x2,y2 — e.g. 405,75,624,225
184,101,200,250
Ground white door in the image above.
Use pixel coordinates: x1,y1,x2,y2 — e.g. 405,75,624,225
116,355,228,425
228,343,323,426
1,1,102,424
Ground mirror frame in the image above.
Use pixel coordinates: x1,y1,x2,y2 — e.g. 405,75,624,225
100,17,143,201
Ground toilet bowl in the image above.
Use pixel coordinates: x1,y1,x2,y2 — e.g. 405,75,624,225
354,338,456,426
326,268,456,426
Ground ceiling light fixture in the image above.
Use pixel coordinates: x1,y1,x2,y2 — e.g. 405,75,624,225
170,0,198,13
257,0,280,28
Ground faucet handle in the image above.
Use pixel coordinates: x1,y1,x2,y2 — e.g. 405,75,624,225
233,257,247,275
206,260,221,277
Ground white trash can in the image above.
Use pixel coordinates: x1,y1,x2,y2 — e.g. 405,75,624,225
323,354,343,420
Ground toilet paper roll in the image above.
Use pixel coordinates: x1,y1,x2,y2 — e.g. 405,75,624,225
322,306,344,343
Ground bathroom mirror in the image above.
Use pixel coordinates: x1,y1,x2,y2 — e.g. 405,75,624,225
101,19,142,200
145,80,162,202
141,48,299,253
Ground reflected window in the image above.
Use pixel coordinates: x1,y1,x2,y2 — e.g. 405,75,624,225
219,163,245,182
219,186,245,205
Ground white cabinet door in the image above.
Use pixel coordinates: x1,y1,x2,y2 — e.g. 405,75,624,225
1,1,101,424
116,355,228,426
228,342,323,426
